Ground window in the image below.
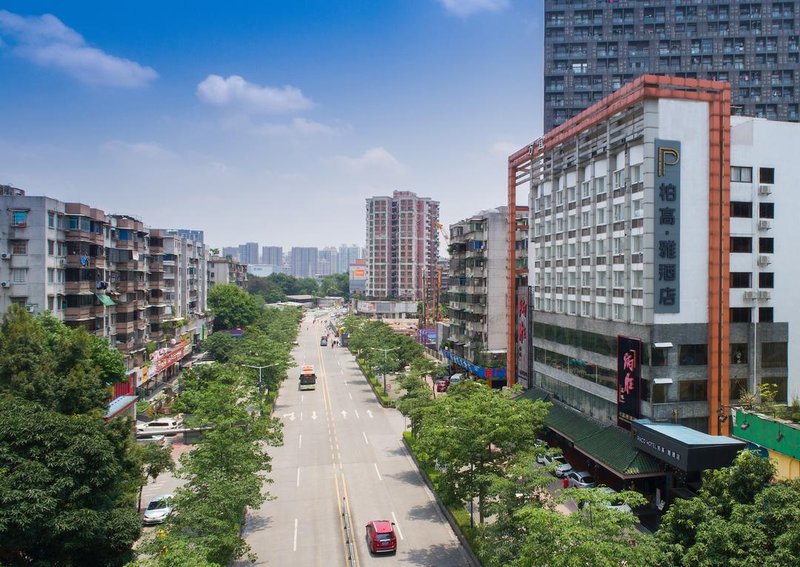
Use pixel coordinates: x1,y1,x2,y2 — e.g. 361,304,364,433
568,300,577,315
679,344,708,365
730,201,753,218
759,238,774,253
759,307,774,322
651,383,668,403
595,177,606,195
11,269,26,283
581,181,591,198
759,167,775,184
582,301,591,316
633,270,643,287
613,303,625,320
632,305,643,322
11,210,28,227
613,270,625,286
759,272,774,288
651,348,668,367
759,202,774,218
11,240,27,255
596,303,607,318
47,240,54,255
597,271,607,286
613,204,624,222
597,207,606,224
582,241,592,255
613,169,625,189
731,343,748,364
582,211,591,226
762,342,787,368
630,164,642,183
47,268,54,283
679,380,708,402
730,379,748,401
730,272,752,288
48,212,56,228
730,307,752,322
731,166,753,182
730,237,752,253
597,239,605,255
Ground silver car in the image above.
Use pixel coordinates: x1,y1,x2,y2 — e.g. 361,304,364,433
143,494,174,525
537,453,574,477
566,470,596,488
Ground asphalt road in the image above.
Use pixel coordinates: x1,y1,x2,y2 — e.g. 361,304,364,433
238,310,471,566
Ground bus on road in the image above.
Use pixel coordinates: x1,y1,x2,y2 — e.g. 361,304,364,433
299,365,317,391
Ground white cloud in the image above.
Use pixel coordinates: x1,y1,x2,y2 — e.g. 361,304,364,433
0,10,158,87
196,74,314,114
437,0,509,17
330,147,405,175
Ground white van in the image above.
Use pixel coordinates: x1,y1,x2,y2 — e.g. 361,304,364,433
137,418,181,435
449,373,464,386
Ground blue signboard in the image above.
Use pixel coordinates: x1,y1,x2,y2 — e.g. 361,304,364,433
441,349,506,379
654,139,681,313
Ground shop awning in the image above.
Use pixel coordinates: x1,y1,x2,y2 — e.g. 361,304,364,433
517,387,663,478
96,293,115,306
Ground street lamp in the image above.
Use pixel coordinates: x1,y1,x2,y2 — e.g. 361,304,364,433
369,346,400,394
241,363,279,396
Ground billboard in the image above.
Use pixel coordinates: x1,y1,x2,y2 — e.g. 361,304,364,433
654,139,681,313
617,336,642,429
516,286,530,386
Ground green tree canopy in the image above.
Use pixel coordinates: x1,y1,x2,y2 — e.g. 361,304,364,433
208,284,261,331
0,397,140,566
0,305,126,414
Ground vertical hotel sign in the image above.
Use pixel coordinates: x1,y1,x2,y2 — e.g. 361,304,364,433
655,140,681,313
516,286,530,386
617,336,643,429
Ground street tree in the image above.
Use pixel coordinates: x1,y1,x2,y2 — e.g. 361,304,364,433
395,373,434,437
207,284,261,331
0,397,140,566
415,381,549,523
135,441,176,512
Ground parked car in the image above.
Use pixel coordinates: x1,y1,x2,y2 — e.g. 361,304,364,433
143,494,174,525
590,487,632,513
536,453,573,477
565,470,596,488
448,373,463,386
136,418,181,435
365,520,397,554
435,379,449,392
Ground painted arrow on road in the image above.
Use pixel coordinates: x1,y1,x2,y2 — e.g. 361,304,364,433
366,410,373,419
311,411,318,420
341,410,348,419
283,412,295,421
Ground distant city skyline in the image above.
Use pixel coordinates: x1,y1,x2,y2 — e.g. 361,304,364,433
0,1,543,247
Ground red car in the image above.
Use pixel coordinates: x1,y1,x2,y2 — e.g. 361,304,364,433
435,379,449,392
365,520,397,554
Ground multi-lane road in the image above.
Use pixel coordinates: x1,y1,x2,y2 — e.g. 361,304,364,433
239,310,472,566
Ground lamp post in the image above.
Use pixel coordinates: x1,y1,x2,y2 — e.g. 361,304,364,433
369,346,400,394
241,363,279,396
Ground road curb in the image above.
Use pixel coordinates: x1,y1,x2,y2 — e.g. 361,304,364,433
352,355,393,408
400,436,482,567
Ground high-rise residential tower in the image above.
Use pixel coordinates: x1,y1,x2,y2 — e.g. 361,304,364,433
238,242,259,265
261,246,283,268
289,247,318,278
365,190,439,302
543,0,800,131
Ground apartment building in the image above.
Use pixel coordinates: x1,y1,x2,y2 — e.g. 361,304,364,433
544,0,800,130
318,247,339,277
261,245,283,268
338,244,362,273
509,75,799,437
208,255,248,287
0,187,210,399
238,242,259,265
365,190,439,302
289,246,318,278
446,207,527,382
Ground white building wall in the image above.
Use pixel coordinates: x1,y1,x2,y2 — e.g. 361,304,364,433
731,116,800,401
485,211,507,352
653,98,710,326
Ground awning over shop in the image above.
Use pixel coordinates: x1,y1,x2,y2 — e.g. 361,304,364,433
96,293,115,306
105,395,138,421
518,387,663,479
632,419,746,472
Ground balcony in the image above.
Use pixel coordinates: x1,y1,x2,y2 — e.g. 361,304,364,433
65,255,106,269
65,281,94,293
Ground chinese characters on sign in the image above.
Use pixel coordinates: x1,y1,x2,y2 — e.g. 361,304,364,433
617,336,643,429
654,140,681,313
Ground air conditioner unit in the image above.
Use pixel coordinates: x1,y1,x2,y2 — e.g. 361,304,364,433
25,305,35,313
0,281,9,288
743,290,756,300
759,290,771,300
758,184,772,195
58,258,66,266
757,255,771,266
0,253,10,260
758,220,771,230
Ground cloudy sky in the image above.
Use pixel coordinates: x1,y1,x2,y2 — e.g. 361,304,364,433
0,1,543,250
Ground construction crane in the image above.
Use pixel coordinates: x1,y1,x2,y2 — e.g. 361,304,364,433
436,221,450,245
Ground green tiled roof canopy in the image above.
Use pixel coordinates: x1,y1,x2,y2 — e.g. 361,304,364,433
518,387,663,478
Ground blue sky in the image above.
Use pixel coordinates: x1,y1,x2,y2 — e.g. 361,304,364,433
0,0,543,250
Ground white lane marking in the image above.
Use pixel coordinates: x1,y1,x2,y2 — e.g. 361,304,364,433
392,512,404,540
374,462,382,481
298,434,302,449
355,409,360,419
366,409,373,418
300,412,303,421
296,468,300,487
349,392,353,400
301,395,304,403
293,518,298,551
362,431,369,445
